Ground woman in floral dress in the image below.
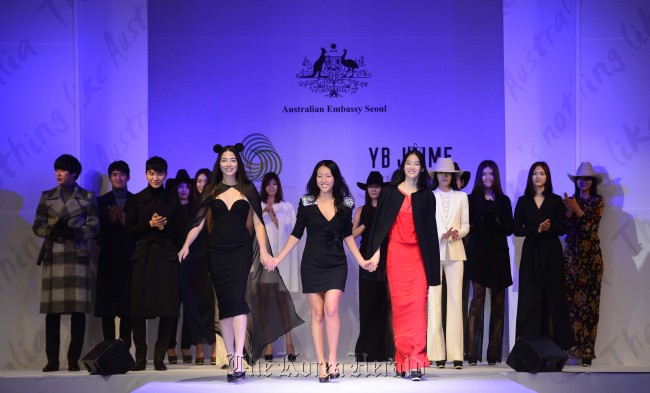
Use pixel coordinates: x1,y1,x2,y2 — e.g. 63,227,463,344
563,162,604,367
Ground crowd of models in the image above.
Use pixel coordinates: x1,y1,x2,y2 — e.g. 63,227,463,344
33,146,605,381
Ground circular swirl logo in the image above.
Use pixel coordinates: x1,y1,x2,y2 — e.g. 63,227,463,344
241,133,282,181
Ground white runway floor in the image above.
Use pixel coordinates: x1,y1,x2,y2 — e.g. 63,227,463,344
1,361,649,393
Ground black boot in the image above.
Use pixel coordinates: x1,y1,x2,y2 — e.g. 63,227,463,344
153,317,174,371
44,314,61,372
131,318,147,371
68,313,85,371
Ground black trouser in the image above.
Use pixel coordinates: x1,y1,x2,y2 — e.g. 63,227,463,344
132,316,175,365
45,313,85,364
101,316,133,349
168,315,193,350
467,283,506,362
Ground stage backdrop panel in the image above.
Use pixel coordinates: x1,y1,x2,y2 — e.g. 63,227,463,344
0,0,149,370
577,0,650,367
148,0,506,360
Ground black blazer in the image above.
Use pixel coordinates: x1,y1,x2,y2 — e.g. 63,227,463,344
365,186,441,286
124,185,181,318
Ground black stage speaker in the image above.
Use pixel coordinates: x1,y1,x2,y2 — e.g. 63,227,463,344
506,337,568,372
81,339,134,375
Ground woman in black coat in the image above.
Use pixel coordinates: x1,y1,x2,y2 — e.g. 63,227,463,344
465,160,513,365
513,161,572,350
366,150,440,381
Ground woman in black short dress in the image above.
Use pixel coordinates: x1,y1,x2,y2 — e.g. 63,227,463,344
273,160,374,382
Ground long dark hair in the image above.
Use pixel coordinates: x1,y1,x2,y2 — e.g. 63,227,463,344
260,171,284,203
390,149,432,191
209,144,251,197
525,161,553,197
306,160,352,212
193,168,211,200
471,160,505,198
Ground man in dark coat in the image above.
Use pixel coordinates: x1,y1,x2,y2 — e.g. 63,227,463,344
33,154,99,372
124,156,181,371
95,160,135,349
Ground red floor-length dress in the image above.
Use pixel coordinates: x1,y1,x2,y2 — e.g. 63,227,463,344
386,191,429,373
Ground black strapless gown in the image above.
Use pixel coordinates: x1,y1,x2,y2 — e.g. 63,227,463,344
207,198,253,319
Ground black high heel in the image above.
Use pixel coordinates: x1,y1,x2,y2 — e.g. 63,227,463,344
327,363,340,379
264,354,273,362
287,353,298,362
318,363,330,383
228,371,245,382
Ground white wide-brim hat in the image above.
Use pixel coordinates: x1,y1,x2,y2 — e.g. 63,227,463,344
568,162,603,185
431,157,460,174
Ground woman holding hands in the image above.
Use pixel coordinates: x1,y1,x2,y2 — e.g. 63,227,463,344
366,150,440,381
178,144,302,382
270,160,375,383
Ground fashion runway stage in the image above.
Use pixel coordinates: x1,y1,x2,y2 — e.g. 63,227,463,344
1,361,648,393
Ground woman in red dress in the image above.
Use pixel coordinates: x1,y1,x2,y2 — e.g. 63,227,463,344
366,150,440,381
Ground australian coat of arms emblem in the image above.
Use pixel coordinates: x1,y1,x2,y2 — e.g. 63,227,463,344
296,43,371,98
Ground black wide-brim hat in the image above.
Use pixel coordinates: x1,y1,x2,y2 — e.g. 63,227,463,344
357,171,389,190
166,169,193,190
454,162,471,189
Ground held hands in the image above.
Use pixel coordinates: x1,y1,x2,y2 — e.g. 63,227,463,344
360,260,377,272
261,253,279,272
361,252,380,272
150,213,167,230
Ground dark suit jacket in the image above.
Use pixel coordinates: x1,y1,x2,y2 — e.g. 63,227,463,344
124,186,181,318
365,186,441,286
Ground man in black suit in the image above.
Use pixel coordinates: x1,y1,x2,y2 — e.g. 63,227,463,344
124,156,181,371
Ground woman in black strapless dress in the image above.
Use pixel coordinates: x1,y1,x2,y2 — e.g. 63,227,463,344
179,144,303,382
273,160,375,382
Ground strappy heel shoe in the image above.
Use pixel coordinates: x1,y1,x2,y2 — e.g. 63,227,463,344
328,363,340,379
318,363,330,383
227,370,245,382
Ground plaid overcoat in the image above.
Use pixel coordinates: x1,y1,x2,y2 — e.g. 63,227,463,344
32,184,99,313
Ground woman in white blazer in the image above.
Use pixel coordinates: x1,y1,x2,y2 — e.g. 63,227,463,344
427,157,470,369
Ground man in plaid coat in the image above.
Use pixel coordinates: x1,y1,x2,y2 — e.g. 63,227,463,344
33,154,99,372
